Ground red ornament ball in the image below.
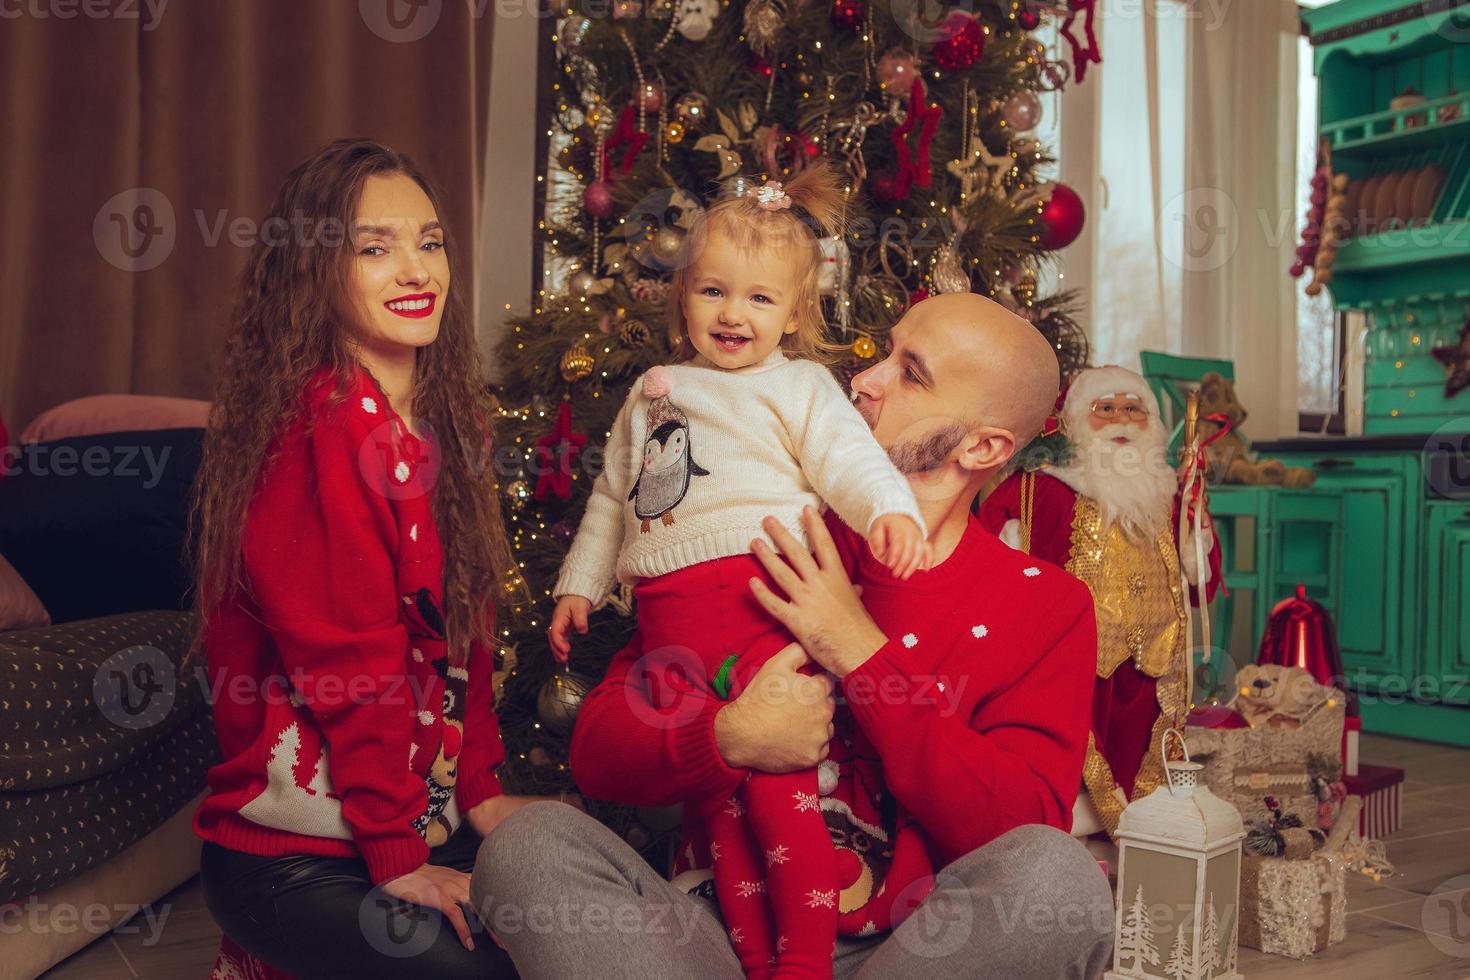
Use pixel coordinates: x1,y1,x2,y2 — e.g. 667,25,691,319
1017,6,1041,30
1038,182,1086,250
747,51,774,77
876,50,918,98
933,12,985,72
831,0,864,31
636,81,665,113
869,173,903,205
584,180,617,219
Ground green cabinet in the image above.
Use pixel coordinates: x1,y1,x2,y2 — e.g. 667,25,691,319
1426,502,1470,707
1272,452,1420,685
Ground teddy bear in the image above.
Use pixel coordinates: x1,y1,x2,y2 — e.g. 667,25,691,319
1231,664,1331,729
1196,372,1317,487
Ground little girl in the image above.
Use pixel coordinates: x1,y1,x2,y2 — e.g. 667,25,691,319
548,163,928,980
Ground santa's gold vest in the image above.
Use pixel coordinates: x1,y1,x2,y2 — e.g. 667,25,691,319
1017,474,1191,837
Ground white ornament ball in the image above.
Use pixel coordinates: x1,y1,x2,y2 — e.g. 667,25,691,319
1003,91,1043,132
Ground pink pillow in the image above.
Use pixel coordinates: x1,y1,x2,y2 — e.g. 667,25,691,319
0,553,50,629
20,395,210,444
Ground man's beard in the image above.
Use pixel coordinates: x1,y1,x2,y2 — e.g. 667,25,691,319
887,422,968,474
1048,422,1177,539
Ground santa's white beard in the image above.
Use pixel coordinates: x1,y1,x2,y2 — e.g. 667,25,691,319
1048,423,1177,540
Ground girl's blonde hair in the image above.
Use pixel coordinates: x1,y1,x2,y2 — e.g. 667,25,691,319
666,162,847,363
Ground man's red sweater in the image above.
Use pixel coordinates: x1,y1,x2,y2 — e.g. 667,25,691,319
570,510,1097,926
193,366,504,884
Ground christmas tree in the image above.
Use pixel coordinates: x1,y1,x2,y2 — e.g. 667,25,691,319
1118,885,1160,971
1165,917,1194,980
488,0,1098,854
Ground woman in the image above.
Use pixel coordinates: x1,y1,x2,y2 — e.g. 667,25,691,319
191,138,554,979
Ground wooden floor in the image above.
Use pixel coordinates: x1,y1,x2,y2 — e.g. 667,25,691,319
39,734,1470,979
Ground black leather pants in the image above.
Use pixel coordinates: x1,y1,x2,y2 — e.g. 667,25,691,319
200,824,516,979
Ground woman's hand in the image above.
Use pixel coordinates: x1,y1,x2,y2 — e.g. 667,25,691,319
548,595,592,662
467,793,584,839
380,863,476,951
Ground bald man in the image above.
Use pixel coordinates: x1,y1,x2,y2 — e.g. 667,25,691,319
472,295,1112,980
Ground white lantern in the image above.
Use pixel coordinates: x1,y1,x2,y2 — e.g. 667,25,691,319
1106,730,1245,980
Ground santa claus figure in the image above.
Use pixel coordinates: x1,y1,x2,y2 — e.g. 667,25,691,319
980,365,1221,837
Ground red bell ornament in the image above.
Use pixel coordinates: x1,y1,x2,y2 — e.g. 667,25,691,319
1257,584,1355,714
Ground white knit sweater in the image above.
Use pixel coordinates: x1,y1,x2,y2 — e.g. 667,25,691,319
553,349,924,604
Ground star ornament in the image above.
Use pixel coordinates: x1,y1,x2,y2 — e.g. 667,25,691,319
533,401,588,501
1432,320,1470,399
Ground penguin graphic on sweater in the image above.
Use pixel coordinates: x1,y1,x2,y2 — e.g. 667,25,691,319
629,368,709,533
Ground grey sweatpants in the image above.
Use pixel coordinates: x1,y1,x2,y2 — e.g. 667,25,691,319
470,802,1113,979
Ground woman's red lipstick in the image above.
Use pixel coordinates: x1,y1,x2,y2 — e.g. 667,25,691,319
385,292,437,318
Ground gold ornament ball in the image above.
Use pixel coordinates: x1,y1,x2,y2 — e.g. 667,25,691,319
650,225,685,263
537,671,592,734
560,343,596,382
665,120,686,144
504,479,532,510
852,335,878,359
672,92,709,127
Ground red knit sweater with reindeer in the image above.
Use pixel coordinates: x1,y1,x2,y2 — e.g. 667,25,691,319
193,367,504,885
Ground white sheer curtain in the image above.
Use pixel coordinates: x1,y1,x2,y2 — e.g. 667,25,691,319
1181,0,1302,439
1079,0,1303,438
1089,4,1186,367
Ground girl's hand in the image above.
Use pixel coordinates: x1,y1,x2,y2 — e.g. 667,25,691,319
867,514,932,580
548,595,592,662
467,793,584,839
380,863,476,951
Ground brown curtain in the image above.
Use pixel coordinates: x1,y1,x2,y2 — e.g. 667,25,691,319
0,1,494,432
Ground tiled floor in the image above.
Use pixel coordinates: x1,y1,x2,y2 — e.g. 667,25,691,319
38,734,1470,979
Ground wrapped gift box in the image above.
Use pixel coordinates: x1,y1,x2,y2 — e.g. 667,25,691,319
1239,797,1360,959
1344,763,1403,839
1239,850,1347,959
1185,687,1346,828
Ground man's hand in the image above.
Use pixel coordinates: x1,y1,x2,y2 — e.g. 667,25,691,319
748,506,889,678
467,793,583,839
714,643,835,772
548,595,592,662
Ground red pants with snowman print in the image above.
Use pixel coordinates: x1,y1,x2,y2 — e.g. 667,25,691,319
632,554,837,980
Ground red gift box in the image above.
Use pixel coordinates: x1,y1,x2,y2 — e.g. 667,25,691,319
1344,763,1403,839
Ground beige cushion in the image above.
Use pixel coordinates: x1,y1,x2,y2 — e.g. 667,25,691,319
19,394,209,445
0,792,205,980
0,552,50,629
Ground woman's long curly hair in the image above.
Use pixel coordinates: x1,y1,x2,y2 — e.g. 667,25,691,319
191,138,519,667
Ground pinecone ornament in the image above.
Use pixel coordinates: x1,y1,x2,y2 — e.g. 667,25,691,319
619,318,651,348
